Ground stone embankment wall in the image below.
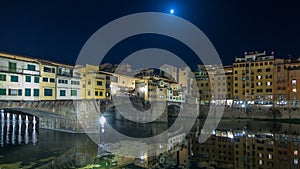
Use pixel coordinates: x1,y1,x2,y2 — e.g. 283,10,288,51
200,105,300,119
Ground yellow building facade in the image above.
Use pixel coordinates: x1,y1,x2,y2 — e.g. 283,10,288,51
76,64,106,100
39,61,57,100
233,51,274,105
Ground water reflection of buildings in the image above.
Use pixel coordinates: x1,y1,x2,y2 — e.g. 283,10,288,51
98,117,189,169
190,129,300,169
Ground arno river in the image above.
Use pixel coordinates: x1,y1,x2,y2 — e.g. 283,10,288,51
1,113,300,169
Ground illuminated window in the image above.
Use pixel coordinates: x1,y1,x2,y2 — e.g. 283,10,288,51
257,82,262,86
267,82,272,86
257,75,262,80
294,150,298,155
294,158,298,165
292,79,297,86
293,89,297,93
259,160,263,165
268,154,273,159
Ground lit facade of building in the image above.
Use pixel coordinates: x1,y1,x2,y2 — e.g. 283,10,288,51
0,53,40,101
155,80,167,102
76,64,106,100
134,78,159,101
233,51,275,106
209,65,228,105
133,76,175,102
55,64,81,100
167,83,186,103
160,64,178,82
178,67,191,94
3,50,300,109
195,65,211,104
39,61,57,100
225,66,234,104
288,67,300,107
273,58,288,105
110,73,136,97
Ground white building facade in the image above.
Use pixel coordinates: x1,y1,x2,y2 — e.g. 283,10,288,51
0,53,40,101
56,65,81,100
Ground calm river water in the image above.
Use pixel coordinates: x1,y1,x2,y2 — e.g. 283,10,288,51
1,115,300,169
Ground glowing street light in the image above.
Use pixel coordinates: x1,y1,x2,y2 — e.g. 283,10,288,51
99,116,106,126
170,9,174,14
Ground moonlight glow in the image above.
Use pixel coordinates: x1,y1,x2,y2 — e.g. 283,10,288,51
170,9,174,14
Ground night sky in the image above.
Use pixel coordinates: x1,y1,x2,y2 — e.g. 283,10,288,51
0,0,299,69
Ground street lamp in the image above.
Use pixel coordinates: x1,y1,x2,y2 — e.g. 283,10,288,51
170,9,175,14
99,116,106,126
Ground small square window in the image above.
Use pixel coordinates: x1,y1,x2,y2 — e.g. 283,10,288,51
0,89,6,95
25,88,31,96
0,74,6,81
25,76,31,82
11,75,18,82
71,90,77,96
43,77,48,82
27,64,36,71
34,77,39,83
34,89,39,96
50,78,55,83
44,89,53,96
60,90,66,96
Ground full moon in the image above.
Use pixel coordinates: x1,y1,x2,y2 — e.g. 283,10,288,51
170,9,174,14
